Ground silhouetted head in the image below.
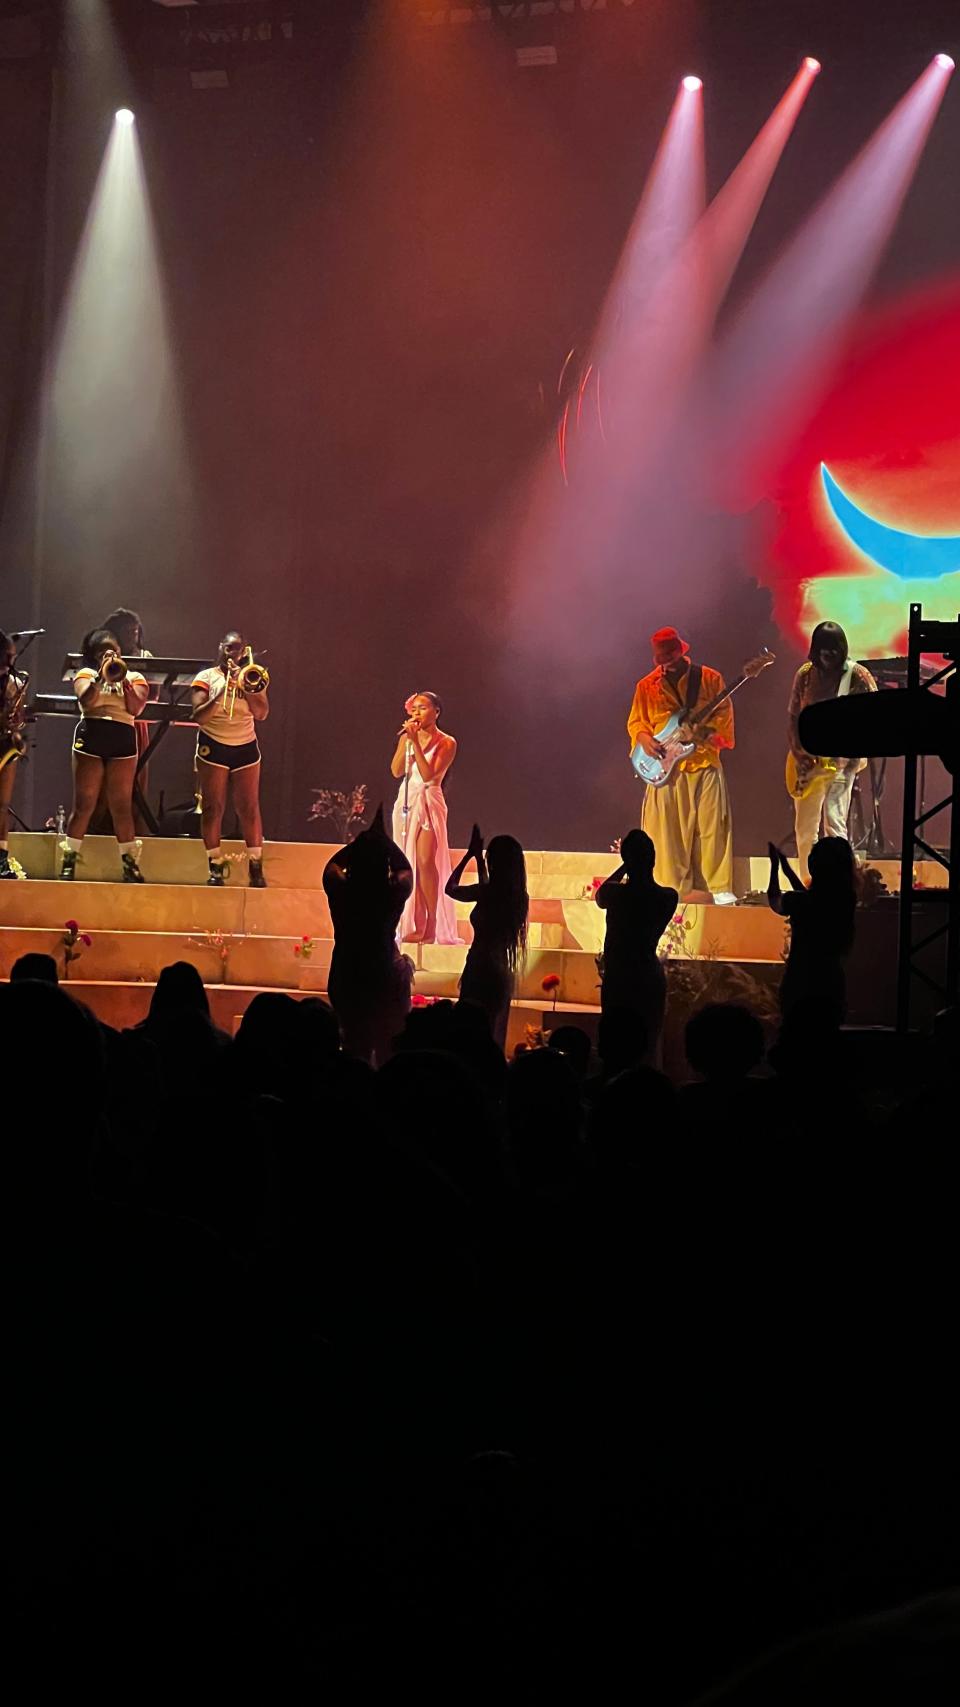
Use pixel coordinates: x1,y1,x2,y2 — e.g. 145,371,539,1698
81,628,121,669
482,835,528,972
218,631,245,667
10,953,59,986
547,1024,592,1080
505,1047,583,1190
103,608,144,653
809,621,848,671
149,961,210,1023
808,835,857,893
346,808,394,879
0,982,104,1196
685,1002,765,1082
0,631,15,674
486,834,524,886
620,828,656,880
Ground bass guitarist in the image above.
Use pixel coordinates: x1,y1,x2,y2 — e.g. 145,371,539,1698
627,626,737,905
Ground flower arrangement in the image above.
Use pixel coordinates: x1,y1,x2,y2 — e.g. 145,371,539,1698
541,971,561,1011
188,928,235,982
309,783,369,843
2,851,26,879
62,918,92,977
521,1023,550,1052
582,874,605,901
293,934,314,961
658,909,695,961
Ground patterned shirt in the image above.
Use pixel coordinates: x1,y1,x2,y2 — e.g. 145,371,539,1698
788,660,877,764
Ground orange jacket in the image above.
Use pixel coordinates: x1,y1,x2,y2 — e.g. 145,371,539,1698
627,662,734,773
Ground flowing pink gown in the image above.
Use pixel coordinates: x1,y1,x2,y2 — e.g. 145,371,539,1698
392,739,460,945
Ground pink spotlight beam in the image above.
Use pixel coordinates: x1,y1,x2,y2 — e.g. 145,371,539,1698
705,54,955,503
589,79,706,366
682,75,703,92
692,56,822,319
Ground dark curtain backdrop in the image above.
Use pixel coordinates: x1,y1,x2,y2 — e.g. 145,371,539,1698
0,56,52,629
3,0,957,849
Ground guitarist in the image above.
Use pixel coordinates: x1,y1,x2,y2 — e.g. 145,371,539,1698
627,627,737,904
786,621,877,881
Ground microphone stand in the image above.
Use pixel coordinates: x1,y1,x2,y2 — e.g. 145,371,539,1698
402,741,413,827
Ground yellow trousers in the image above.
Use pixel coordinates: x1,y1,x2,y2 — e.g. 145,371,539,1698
641,765,733,895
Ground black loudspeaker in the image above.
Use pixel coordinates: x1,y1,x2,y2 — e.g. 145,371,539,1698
846,897,951,1028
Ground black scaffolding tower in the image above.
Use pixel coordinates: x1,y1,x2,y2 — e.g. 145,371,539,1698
896,604,958,1032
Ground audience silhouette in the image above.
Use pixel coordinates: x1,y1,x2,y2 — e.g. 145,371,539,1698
596,828,678,1060
324,804,414,1064
447,823,528,1049
768,835,858,1022
6,812,956,1697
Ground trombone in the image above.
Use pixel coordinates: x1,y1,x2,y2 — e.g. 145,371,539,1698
224,646,270,718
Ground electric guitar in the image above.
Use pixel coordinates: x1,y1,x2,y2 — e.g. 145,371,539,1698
631,648,776,787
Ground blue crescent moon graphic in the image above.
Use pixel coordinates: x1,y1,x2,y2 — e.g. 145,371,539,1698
820,463,960,580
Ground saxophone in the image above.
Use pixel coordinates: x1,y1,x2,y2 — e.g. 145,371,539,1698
0,671,29,773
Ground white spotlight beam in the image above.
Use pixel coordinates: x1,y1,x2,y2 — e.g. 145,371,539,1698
705,54,955,503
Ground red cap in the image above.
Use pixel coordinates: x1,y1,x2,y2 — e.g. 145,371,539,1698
651,626,690,662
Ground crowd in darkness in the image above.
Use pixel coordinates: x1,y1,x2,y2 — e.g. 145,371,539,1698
6,822,959,1694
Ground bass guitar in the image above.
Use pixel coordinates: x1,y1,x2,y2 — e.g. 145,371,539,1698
631,648,775,787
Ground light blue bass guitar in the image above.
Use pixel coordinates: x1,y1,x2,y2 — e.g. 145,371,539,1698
631,648,775,787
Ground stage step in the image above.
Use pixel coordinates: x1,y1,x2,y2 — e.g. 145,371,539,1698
0,877,572,949
8,832,944,896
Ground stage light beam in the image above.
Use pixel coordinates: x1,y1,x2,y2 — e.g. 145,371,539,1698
115,108,134,126
40,105,193,589
682,75,702,92
934,54,954,71
803,58,821,75
704,54,955,505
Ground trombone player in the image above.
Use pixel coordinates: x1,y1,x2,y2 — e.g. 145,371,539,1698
192,630,270,886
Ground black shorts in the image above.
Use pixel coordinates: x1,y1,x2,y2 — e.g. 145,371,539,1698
196,735,261,772
73,718,138,761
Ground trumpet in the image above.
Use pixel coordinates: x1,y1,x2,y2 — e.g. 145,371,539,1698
224,646,269,718
100,652,128,685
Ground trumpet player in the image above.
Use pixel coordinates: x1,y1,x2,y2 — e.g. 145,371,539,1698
192,631,269,887
62,628,150,881
1,630,28,879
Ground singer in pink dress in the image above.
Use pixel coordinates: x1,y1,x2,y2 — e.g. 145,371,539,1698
390,691,460,945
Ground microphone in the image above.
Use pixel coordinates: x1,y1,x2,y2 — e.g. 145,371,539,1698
11,628,45,640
